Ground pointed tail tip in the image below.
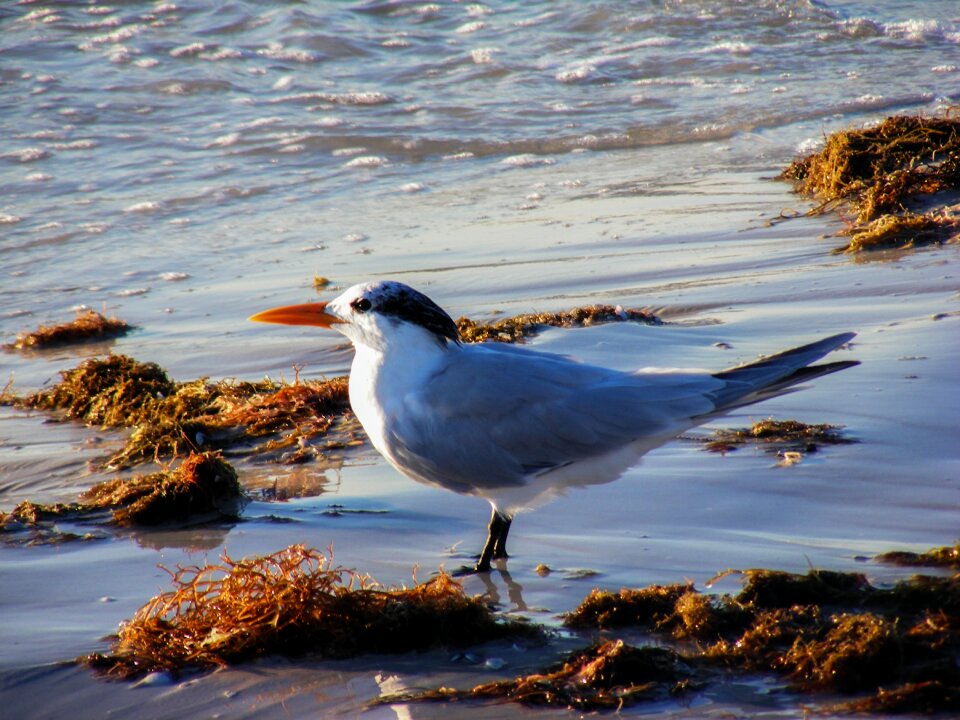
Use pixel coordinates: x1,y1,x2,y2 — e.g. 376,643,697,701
781,330,858,361
814,331,856,349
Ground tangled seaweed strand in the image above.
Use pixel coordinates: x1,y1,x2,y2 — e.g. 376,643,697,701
781,114,960,251
84,451,245,525
88,546,532,678
21,354,175,428
381,640,689,711
0,507,102,547
876,542,960,570
3,452,244,534
381,567,960,714
5,309,132,350
843,211,951,252
701,418,854,455
5,354,353,468
563,583,694,630
563,569,960,710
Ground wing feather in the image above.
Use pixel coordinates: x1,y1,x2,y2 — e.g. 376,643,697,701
386,344,720,491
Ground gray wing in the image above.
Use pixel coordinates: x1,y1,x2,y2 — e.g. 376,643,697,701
386,343,721,492
706,332,858,412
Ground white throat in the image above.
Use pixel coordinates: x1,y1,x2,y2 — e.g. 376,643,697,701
346,321,452,455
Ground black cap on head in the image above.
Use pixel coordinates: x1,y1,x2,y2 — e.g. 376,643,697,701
364,281,460,345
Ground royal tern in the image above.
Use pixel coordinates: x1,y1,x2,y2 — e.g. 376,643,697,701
251,281,858,572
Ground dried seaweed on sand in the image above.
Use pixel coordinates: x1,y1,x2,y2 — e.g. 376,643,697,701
781,114,960,252
563,569,960,710
4,354,354,468
395,568,959,713
5,309,131,350
457,305,660,344
87,546,534,678
2,452,244,538
700,417,855,455
379,640,690,711
876,543,960,570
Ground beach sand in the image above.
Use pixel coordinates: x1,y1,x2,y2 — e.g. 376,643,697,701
2,166,957,718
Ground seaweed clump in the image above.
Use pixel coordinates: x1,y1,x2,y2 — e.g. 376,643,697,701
781,114,960,252
0,509,102,547
835,681,960,714
563,583,694,630
5,354,355,468
83,451,245,525
5,309,132,350
560,569,960,712
876,542,960,570
457,305,660,344
87,545,534,678
2,452,244,536
843,212,951,253
388,568,960,714
702,418,854,456
564,583,752,641
381,640,690,711
19,354,175,427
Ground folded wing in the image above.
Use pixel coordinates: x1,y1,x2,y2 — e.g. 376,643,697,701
387,343,722,491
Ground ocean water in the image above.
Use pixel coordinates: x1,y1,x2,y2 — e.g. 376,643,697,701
1,2,959,718
2,0,958,345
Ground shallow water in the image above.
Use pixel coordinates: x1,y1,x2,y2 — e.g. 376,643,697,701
2,1,959,717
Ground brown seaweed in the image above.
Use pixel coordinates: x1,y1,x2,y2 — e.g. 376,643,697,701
783,612,900,691
457,304,661,344
87,545,535,678
5,309,132,350
19,354,175,427
842,211,954,252
0,509,104,547
562,569,960,702
834,680,960,714
702,418,854,455
563,583,693,630
4,354,354,468
2,452,244,532
84,451,245,525
380,640,690,711
876,543,960,570
398,568,958,712
781,114,960,252
564,583,752,642
734,568,871,608
70,548,960,716
393,567,960,712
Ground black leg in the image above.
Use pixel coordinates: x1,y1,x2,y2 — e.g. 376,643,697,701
475,508,511,572
491,515,512,560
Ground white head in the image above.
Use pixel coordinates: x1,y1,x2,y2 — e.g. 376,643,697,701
250,280,460,352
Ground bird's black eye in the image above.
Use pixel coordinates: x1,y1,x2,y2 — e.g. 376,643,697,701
351,297,372,313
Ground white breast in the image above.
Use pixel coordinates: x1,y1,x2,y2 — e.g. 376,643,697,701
347,328,449,465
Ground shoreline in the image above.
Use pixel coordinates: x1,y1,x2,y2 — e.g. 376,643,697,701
2,162,958,717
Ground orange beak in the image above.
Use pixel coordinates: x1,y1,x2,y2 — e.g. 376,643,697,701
248,302,343,328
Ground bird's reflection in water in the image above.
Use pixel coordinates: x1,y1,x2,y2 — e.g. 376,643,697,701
476,562,528,612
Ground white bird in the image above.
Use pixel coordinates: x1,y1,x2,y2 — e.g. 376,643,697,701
251,280,858,573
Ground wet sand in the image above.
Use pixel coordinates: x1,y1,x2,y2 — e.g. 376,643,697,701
1,166,958,718
4,2,960,714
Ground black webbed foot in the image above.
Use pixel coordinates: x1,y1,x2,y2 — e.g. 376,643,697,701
452,560,492,576
448,508,513,576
